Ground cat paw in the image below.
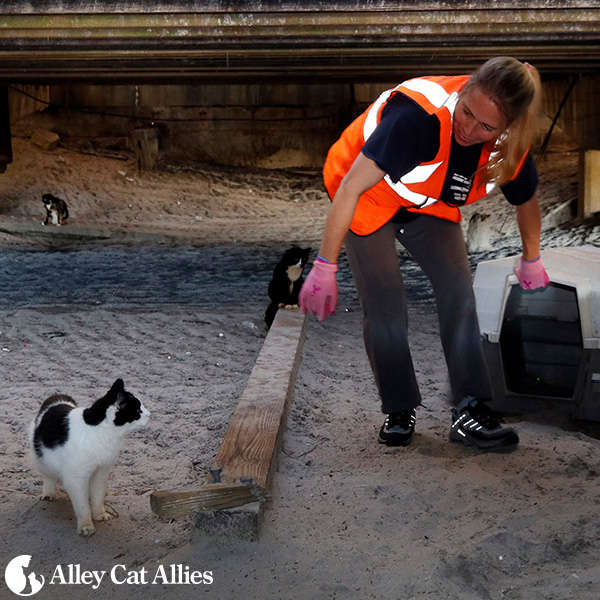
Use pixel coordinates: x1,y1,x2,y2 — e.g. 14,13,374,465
40,493,56,501
93,511,114,522
78,523,96,537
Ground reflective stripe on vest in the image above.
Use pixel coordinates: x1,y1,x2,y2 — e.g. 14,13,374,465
363,79,461,209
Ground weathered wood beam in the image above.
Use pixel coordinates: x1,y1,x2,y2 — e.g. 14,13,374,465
0,2,599,82
212,308,307,488
0,9,598,41
579,150,600,220
0,45,598,84
149,308,307,522
0,86,11,172
150,483,268,519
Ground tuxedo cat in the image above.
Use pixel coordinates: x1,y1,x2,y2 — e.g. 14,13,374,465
30,379,150,536
42,193,69,226
265,246,311,328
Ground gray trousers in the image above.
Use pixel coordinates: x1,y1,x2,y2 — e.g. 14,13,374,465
345,215,493,414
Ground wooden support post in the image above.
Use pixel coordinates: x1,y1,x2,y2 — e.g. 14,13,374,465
130,126,159,171
579,149,600,219
0,87,12,173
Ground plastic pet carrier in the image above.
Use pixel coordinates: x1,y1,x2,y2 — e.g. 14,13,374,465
473,246,600,421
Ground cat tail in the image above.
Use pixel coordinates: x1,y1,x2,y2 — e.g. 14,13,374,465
264,301,278,329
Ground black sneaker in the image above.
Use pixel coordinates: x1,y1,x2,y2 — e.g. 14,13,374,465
449,398,519,451
378,409,416,446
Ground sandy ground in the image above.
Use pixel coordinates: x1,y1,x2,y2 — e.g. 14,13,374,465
0,131,599,600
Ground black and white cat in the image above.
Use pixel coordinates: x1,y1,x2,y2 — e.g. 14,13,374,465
265,246,311,328
42,193,69,226
30,379,150,536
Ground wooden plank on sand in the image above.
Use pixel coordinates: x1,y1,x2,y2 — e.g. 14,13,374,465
150,483,268,519
212,308,307,488
150,308,307,519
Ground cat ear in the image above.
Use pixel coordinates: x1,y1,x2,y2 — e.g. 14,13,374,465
110,379,125,395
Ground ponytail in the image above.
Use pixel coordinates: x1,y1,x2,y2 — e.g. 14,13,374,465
462,57,541,187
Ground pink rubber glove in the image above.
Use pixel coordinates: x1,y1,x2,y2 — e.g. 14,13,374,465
515,256,550,290
299,258,338,321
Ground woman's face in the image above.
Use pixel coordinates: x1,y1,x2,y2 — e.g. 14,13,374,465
453,86,505,147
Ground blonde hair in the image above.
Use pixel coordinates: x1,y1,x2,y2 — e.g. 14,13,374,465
462,56,541,187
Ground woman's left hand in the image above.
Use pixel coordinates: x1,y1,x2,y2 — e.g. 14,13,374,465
515,256,550,290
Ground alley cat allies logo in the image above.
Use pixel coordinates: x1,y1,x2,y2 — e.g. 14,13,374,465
4,556,45,596
4,555,213,595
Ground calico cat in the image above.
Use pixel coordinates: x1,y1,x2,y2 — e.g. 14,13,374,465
42,193,69,226
30,379,150,536
265,246,311,328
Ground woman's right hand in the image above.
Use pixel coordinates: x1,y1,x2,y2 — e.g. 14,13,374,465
300,152,384,322
299,258,339,321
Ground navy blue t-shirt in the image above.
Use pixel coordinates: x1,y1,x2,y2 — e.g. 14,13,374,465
361,93,538,208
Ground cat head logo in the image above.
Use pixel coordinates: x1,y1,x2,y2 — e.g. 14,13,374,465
4,556,45,596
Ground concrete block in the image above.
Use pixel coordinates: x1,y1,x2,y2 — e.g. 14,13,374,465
30,129,59,151
467,212,493,252
542,200,574,230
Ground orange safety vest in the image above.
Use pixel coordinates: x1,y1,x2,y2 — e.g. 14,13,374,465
323,75,525,235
